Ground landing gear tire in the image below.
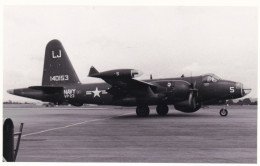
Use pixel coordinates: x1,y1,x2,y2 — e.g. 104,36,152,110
156,104,169,116
136,105,150,117
219,108,228,117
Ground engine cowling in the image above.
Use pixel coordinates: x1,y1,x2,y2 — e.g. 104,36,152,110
157,80,191,101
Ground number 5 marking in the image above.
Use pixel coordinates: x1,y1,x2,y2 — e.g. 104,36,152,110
230,87,235,93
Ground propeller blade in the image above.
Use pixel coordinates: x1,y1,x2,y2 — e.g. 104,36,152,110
188,91,197,110
193,80,196,89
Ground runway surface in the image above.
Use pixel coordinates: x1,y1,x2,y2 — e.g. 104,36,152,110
3,104,257,163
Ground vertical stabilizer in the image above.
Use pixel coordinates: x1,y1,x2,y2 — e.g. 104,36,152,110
42,39,80,85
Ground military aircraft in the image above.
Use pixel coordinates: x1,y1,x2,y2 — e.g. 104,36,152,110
7,40,251,117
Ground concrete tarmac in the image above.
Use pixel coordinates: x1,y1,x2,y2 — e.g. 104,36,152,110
3,104,257,163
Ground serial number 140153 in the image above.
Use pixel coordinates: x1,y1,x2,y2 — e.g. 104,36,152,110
50,75,69,81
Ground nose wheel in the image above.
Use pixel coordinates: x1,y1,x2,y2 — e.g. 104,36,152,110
219,108,228,117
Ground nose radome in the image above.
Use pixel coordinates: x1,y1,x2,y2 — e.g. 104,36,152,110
242,84,251,96
7,89,14,94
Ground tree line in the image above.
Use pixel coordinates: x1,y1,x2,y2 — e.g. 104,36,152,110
226,98,257,105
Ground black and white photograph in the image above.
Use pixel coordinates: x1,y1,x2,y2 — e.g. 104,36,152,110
2,2,258,164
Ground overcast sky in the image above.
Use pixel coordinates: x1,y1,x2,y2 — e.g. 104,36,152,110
3,6,258,102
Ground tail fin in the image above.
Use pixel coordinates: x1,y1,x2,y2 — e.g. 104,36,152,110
42,39,80,85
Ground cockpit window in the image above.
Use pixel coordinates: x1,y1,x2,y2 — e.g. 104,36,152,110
202,74,221,83
207,76,212,82
211,74,221,80
212,77,217,82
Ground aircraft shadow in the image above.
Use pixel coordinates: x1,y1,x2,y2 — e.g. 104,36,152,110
113,113,214,120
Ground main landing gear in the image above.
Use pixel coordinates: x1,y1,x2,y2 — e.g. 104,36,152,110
219,108,228,117
136,104,169,117
136,105,150,117
156,104,169,116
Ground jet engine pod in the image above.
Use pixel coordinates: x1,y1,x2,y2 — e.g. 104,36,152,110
90,69,143,79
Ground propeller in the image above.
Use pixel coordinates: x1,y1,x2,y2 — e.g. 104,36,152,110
189,80,198,110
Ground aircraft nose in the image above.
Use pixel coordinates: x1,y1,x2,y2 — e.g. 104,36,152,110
7,89,14,94
242,84,251,96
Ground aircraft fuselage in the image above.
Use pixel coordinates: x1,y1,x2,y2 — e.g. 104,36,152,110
10,75,245,107
7,39,251,117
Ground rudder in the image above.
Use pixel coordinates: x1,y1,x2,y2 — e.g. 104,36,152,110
42,39,81,85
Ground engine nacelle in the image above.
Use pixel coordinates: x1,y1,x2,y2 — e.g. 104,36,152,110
158,80,200,112
167,81,191,101
155,80,191,101
89,69,143,79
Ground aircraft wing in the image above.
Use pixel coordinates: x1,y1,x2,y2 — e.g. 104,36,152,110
88,66,158,97
106,78,158,97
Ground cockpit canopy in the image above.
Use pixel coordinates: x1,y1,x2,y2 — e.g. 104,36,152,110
202,73,221,83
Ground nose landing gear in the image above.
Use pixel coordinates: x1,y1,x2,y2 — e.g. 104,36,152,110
219,108,228,117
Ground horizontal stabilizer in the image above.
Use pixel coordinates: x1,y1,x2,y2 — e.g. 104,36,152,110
88,66,99,77
29,86,63,93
